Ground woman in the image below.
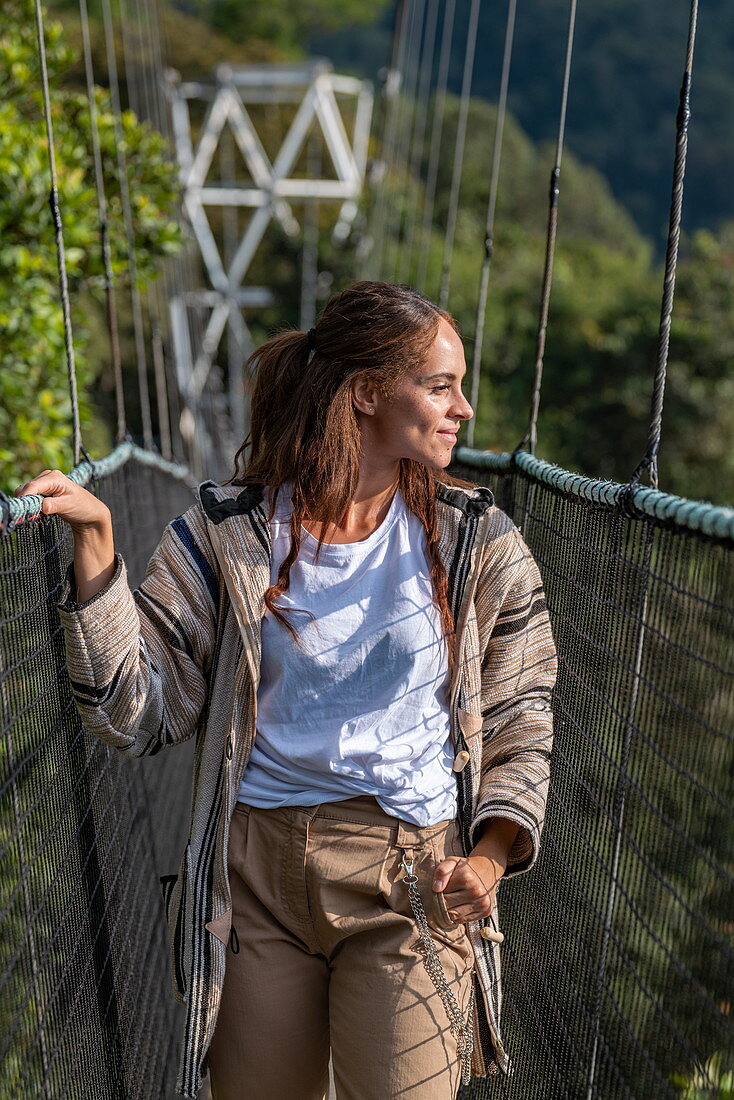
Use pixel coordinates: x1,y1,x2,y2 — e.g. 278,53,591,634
18,281,557,1099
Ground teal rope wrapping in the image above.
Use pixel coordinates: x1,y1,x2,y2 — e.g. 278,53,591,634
453,446,734,542
4,441,732,542
0,444,196,535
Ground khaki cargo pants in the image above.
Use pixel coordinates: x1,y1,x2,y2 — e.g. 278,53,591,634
205,793,476,1099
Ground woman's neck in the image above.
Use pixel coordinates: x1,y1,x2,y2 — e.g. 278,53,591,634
301,470,400,545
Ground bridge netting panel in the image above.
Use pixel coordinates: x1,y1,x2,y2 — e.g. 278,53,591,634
1,451,733,1098
0,457,194,1100
451,458,734,1100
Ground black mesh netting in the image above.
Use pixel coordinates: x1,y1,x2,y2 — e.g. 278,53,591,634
0,459,194,1100
451,461,734,1100
1,454,733,1099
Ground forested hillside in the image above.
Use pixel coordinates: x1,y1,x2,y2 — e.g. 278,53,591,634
311,0,734,244
31,0,734,504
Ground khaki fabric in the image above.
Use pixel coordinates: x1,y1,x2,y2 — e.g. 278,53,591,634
206,794,475,1100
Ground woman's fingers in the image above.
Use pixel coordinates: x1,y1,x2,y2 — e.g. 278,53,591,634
13,470,109,529
445,899,495,923
434,855,499,922
15,469,64,495
431,855,463,892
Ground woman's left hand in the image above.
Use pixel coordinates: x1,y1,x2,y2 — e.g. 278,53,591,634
432,854,505,924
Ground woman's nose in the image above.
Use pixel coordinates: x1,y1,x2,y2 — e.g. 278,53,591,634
451,393,473,421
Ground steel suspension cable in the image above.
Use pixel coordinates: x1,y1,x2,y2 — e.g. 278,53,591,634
367,0,413,280
149,298,173,462
398,0,440,286
395,0,440,285
437,0,482,309
465,0,517,447
33,0,84,467
625,0,699,495
416,0,457,292
79,0,127,446
514,0,577,457
591,2,706,1050
386,0,427,285
135,0,164,131
101,0,154,451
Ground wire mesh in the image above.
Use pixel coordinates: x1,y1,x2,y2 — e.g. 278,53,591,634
451,457,734,1100
0,457,194,1099
1,449,733,1098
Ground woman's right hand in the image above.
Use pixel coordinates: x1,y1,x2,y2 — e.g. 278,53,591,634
14,469,111,532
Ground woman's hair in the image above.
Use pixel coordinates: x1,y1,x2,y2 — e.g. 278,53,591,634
224,279,478,683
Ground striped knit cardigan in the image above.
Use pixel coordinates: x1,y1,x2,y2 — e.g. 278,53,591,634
56,477,558,1098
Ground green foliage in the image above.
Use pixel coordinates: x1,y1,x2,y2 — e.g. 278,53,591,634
355,94,734,504
672,1052,734,1098
0,0,182,489
172,0,391,57
314,0,734,242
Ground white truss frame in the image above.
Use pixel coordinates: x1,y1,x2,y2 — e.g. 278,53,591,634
165,61,373,470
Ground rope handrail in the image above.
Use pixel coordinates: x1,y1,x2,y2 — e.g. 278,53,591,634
454,445,734,542
3,441,732,543
0,443,196,537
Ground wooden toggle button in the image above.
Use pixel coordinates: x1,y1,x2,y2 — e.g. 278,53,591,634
452,750,470,772
479,926,505,943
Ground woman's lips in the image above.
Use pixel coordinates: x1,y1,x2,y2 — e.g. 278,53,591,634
437,430,457,440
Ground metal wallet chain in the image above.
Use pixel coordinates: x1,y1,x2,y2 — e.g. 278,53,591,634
399,852,475,1087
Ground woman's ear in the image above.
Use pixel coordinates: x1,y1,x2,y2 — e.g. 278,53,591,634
350,374,379,416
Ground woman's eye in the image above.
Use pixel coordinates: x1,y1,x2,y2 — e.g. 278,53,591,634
431,385,450,393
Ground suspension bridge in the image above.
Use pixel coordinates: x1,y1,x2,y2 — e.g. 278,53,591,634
1,0,733,1097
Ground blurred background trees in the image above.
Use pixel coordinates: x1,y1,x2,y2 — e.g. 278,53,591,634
3,0,734,504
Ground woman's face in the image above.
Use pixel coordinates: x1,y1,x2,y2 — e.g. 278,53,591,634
353,318,474,470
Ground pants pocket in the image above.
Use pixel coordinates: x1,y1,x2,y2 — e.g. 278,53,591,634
427,820,468,941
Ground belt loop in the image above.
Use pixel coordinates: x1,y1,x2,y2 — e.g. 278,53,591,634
395,818,416,848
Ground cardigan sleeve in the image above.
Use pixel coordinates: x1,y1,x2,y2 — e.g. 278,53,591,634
469,523,558,876
55,504,219,759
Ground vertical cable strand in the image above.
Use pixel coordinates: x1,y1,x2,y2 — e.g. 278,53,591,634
367,0,412,280
466,0,517,448
515,0,577,457
33,0,83,467
416,0,457,291
438,0,482,309
627,0,699,493
398,0,440,288
79,0,127,445
102,0,154,451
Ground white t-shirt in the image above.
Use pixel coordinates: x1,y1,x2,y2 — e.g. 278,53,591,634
236,482,457,825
